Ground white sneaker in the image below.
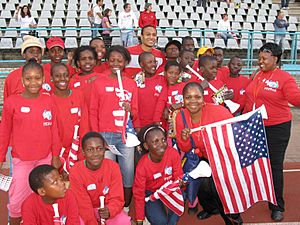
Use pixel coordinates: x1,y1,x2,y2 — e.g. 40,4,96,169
144,217,151,225
123,206,130,214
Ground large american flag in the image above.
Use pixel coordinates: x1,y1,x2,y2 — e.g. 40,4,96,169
201,110,276,214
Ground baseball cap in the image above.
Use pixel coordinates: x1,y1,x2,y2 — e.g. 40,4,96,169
46,37,65,50
21,35,44,55
196,46,214,57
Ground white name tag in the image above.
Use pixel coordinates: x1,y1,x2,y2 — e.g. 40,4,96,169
70,107,79,114
21,107,30,113
153,173,162,179
74,82,81,88
105,87,114,92
204,90,209,95
87,184,96,191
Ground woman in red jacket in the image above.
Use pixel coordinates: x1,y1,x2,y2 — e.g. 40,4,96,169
138,3,157,28
243,42,300,222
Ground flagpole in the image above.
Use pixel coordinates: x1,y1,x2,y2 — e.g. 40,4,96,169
190,105,268,133
186,65,240,114
116,70,125,100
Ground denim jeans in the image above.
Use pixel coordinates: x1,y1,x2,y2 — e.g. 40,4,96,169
121,31,134,47
274,35,285,53
92,22,101,38
100,132,134,188
219,32,234,45
145,190,180,225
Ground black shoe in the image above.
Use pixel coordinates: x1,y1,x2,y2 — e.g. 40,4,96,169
188,205,198,215
197,209,219,220
271,210,284,222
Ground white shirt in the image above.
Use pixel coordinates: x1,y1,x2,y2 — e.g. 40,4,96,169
118,11,138,33
17,15,36,34
93,5,103,24
217,19,231,33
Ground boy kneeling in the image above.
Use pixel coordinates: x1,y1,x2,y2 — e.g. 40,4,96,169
21,164,80,224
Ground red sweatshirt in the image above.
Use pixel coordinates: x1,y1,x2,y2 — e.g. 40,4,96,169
243,68,300,126
175,105,232,158
69,159,124,225
216,66,230,83
21,190,80,225
52,90,89,160
223,75,250,112
133,147,183,221
125,45,166,78
94,61,110,73
3,67,52,101
167,82,185,108
69,72,102,107
203,78,225,103
138,11,158,28
0,94,62,162
90,74,140,131
136,75,167,127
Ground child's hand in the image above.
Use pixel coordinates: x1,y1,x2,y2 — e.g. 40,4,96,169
200,80,209,90
98,207,110,219
162,107,169,120
51,156,62,169
171,103,183,111
178,179,188,188
181,128,191,141
122,102,131,113
223,90,234,100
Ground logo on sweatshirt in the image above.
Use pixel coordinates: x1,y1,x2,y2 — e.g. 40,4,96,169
42,83,52,92
154,85,163,97
103,186,109,195
164,166,172,175
42,110,52,126
263,79,279,92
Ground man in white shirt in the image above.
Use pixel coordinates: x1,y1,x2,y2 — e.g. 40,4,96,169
118,3,138,47
92,0,104,38
217,14,233,45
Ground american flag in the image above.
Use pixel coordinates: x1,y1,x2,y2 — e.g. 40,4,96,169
145,180,184,216
121,111,140,147
201,110,276,214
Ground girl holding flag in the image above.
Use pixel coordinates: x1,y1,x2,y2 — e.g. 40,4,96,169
133,124,184,225
89,45,140,211
175,82,243,224
51,63,89,175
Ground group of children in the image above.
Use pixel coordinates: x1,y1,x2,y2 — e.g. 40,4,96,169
0,25,252,225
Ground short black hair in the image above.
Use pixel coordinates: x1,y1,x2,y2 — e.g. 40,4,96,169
164,60,182,72
29,164,56,194
22,58,44,76
138,52,154,65
106,45,131,64
82,132,107,149
199,55,216,68
50,63,69,77
73,46,97,68
164,40,182,52
214,46,224,52
123,3,130,9
229,55,243,63
138,124,166,144
179,49,194,57
89,37,104,46
182,36,193,44
259,42,282,64
141,25,156,35
182,82,204,96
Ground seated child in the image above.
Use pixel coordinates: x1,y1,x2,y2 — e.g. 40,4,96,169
133,124,185,225
69,132,131,225
21,164,80,225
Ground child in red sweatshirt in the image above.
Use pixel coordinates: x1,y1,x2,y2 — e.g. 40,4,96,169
21,165,80,225
51,63,89,173
69,46,103,107
134,52,167,128
69,132,131,225
0,60,62,225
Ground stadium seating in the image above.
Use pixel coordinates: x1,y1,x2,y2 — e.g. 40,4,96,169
0,0,299,50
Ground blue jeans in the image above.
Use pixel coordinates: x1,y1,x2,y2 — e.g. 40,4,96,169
145,190,180,225
100,132,134,188
121,31,134,47
92,22,101,38
274,35,285,53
